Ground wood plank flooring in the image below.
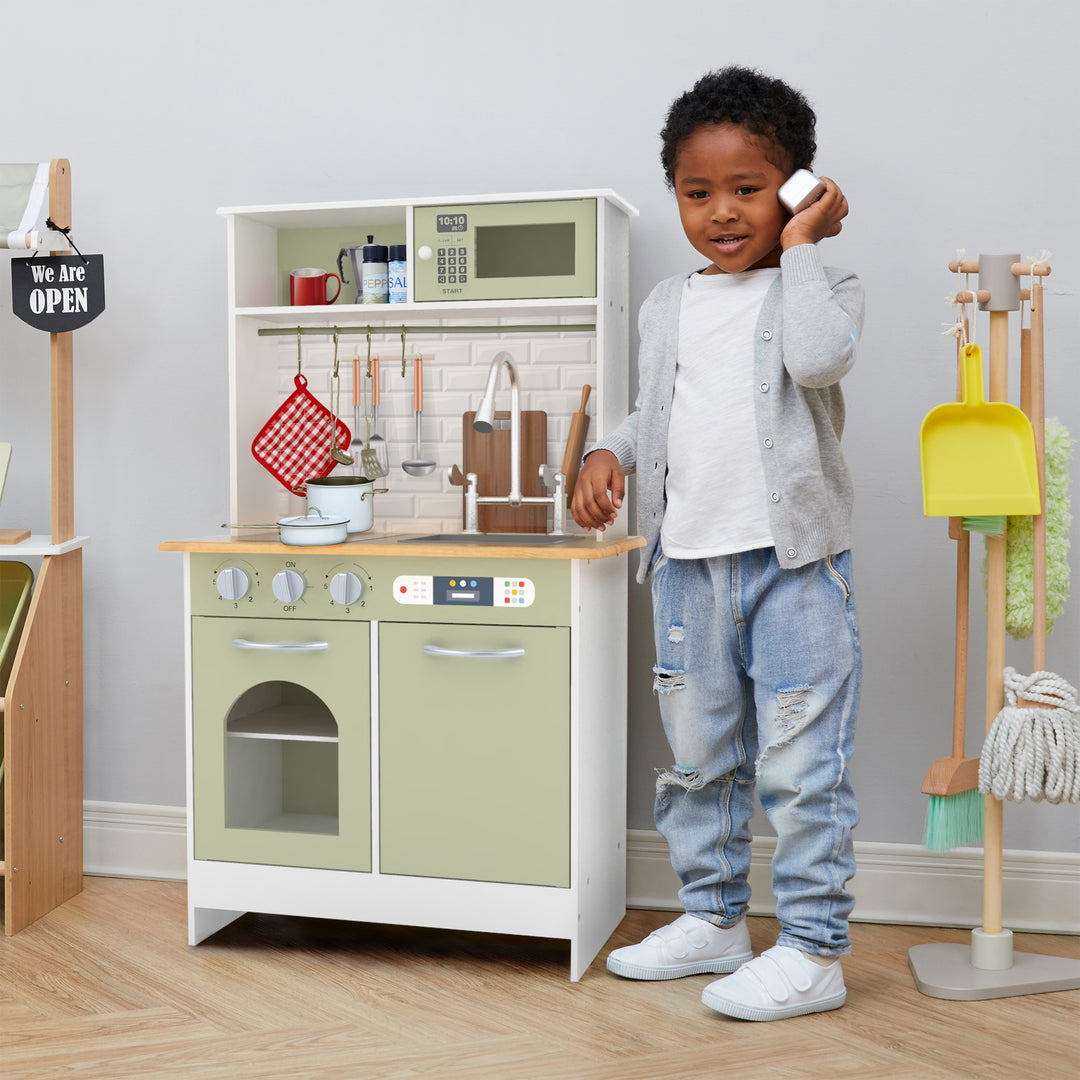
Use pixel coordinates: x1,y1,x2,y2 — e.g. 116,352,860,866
2,877,1077,1079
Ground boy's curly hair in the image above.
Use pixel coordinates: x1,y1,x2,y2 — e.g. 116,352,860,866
660,67,816,187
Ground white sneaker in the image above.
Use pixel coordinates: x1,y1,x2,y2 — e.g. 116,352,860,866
701,945,846,1020
606,914,753,980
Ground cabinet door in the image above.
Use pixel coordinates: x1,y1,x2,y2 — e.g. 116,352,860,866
192,617,370,872
379,622,570,887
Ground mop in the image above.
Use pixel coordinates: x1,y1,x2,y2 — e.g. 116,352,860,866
979,258,1079,804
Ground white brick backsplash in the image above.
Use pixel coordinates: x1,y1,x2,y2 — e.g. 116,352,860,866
272,331,601,533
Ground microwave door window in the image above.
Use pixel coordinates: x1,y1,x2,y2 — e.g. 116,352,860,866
475,222,575,278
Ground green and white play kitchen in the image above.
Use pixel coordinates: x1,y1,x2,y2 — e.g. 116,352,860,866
162,190,640,980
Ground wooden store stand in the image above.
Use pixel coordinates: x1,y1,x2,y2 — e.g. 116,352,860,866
1,159,88,934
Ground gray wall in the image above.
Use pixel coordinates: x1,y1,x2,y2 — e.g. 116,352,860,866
1,1,1077,855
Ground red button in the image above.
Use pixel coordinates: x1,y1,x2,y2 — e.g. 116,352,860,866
399,585,407,593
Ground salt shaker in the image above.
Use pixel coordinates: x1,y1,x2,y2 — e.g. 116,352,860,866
388,244,408,304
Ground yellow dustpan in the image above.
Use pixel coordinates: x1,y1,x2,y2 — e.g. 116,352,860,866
920,343,1040,517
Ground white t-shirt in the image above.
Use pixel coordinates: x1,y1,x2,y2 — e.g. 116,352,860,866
661,268,780,558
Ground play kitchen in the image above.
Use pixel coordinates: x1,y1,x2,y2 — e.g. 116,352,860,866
162,190,640,981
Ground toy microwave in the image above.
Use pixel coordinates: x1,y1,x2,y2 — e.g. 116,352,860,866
411,197,597,302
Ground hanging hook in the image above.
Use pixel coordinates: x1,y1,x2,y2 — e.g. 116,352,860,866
297,327,302,375
366,326,372,377
401,325,408,377
332,327,340,377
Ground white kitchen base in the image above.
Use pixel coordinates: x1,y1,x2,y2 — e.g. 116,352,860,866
188,858,623,981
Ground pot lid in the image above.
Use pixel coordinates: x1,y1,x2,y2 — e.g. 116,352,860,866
278,509,350,528
305,475,375,487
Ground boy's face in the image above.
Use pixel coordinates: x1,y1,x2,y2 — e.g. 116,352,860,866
672,123,789,274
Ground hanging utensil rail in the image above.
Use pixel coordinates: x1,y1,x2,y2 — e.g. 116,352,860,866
257,323,595,338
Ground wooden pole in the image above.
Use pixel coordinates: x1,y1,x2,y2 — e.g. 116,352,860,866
983,308,1009,935
1029,280,1047,672
48,159,74,545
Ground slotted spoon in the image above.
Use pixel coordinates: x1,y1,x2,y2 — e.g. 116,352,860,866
361,356,389,477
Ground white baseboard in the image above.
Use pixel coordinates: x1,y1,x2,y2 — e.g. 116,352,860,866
80,804,1080,935
83,801,187,881
627,829,1080,934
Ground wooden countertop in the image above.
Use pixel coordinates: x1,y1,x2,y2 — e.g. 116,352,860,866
159,531,644,560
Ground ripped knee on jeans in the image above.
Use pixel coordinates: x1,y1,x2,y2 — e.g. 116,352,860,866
652,666,685,695
655,764,746,797
656,765,706,794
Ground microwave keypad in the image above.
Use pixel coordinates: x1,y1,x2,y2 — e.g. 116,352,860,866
437,247,469,285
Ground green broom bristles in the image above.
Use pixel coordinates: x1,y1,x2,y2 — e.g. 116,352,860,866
962,516,1007,536
924,788,984,851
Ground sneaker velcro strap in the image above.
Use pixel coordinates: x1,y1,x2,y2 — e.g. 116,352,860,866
751,948,814,999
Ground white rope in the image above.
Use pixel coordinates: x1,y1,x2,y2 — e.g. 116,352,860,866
980,668,1080,803
943,249,975,345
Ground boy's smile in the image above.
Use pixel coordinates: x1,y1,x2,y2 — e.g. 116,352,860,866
673,123,790,274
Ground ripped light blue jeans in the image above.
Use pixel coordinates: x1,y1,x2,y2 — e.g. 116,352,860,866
650,545,860,957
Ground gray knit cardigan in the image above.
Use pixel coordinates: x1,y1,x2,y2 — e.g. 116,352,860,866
593,244,865,583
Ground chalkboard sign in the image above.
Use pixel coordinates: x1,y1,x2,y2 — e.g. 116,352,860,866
10,255,105,332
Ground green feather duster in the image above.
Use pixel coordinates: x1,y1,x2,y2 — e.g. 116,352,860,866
982,417,1073,638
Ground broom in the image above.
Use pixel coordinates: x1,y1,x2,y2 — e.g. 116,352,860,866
922,320,984,849
922,522,984,849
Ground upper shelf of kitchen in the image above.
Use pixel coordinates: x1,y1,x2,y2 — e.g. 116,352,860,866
219,189,637,316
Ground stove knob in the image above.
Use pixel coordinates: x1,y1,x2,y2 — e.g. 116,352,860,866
271,569,305,603
216,566,250,601
329,571,363,606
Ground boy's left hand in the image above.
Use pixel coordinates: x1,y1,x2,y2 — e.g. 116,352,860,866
781,176,848,249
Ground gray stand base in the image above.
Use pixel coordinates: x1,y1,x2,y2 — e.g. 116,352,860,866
909,942,1080,1000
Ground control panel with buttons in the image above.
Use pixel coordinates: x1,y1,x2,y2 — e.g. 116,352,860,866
393,573,535,608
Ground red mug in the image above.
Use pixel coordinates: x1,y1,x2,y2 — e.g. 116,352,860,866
289,267,342,306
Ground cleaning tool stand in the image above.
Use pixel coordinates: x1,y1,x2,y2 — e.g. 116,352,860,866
910,254,1080,1000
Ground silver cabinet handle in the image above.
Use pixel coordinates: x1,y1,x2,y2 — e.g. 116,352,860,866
232,639,329,651
422,645,525,659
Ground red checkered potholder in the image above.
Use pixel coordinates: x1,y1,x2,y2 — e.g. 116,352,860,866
251,373,351,496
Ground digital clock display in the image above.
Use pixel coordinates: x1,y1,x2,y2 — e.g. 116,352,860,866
436,214,468,233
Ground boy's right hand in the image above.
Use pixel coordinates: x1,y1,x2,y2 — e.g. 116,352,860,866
570,449,624,531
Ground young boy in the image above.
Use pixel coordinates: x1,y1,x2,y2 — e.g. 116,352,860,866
571,67,863,1021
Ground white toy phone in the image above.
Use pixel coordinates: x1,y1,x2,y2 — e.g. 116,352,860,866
778,169,826,214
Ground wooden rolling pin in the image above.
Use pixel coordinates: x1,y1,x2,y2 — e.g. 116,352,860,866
561,385,591,498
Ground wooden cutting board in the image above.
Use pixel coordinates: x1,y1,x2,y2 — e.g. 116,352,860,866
462,410,548,533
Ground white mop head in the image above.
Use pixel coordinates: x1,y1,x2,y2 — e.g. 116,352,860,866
980,668,1080,803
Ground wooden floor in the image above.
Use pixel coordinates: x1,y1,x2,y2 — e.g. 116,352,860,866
2,878,1078,1079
